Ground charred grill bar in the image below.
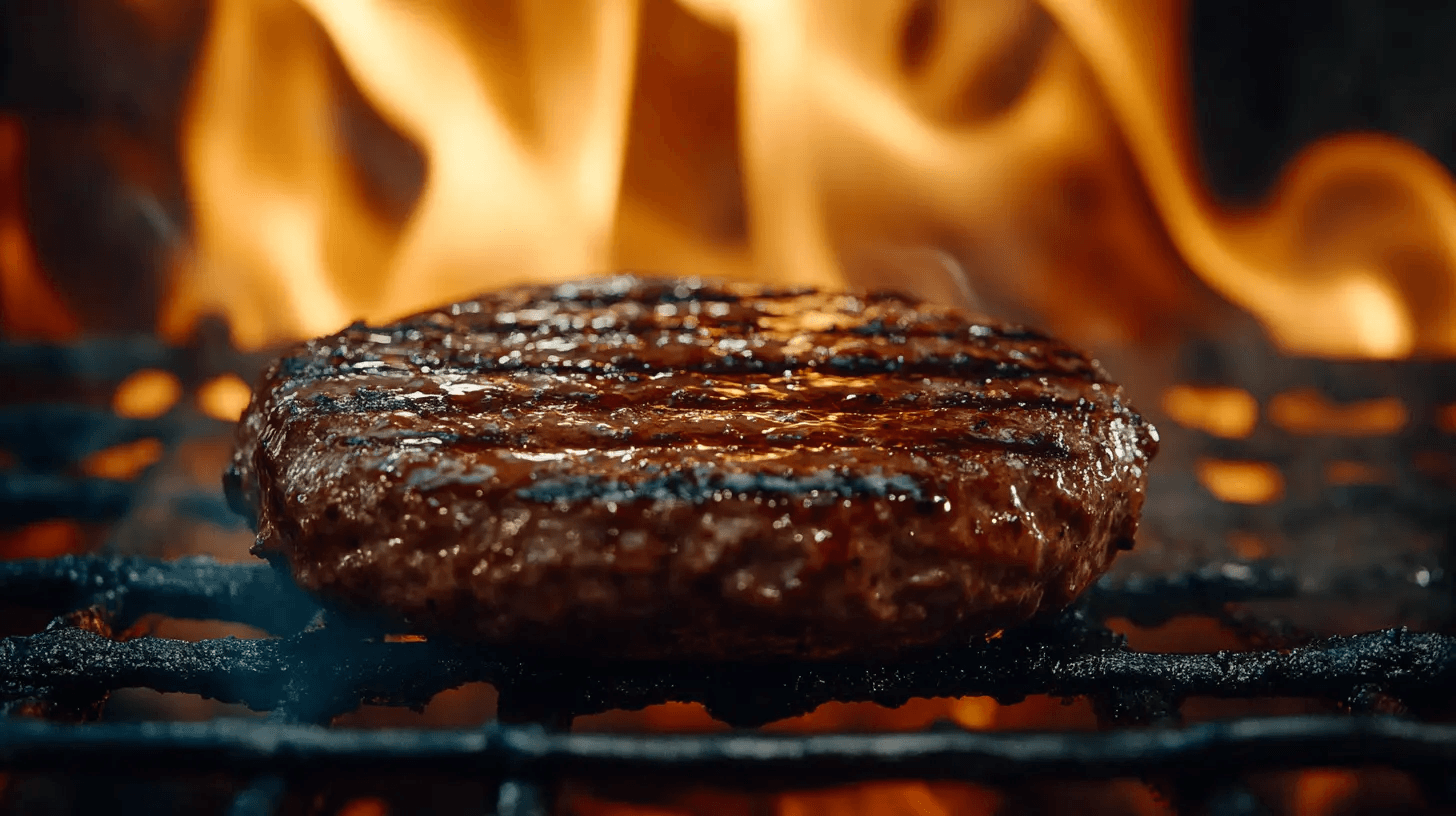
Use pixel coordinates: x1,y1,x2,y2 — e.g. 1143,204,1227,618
5,716,1456,782
7,555,1452,729
2,563,1456,725
2,0,1455,812
2,560,1456,814
2,323,1456,815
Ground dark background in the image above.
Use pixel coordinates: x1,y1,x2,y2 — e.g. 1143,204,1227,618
1191,0,1456,204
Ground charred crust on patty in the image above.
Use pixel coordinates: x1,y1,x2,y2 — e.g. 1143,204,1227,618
227,275,1158,660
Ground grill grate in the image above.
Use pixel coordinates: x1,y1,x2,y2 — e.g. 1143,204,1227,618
4,715,1456,783
3,329,1456,813
3,556,1454,728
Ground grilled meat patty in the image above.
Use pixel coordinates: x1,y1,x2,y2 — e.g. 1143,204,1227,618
227,276,1158,660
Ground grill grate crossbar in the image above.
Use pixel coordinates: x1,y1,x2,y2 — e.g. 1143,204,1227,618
1,556,1452,725
0,554,1302,634
2,716,1455,783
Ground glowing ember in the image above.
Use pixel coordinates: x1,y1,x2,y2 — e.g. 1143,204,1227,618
112,369,183,420
1293,770,1360,816
777,781,1000,816
1439,403,1456,433
1323,460,1389,487
948,696,997,730
0,521,82,560
81,438,166,481
1160,385,1258,439
1196,458,1284,505
1267,388,1408,436
196,373,254,422
336,797,389,816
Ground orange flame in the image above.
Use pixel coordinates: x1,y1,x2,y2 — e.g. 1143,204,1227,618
170,0,649,348
1046,0,1454,357
166,0,1456,357
0,118,80,340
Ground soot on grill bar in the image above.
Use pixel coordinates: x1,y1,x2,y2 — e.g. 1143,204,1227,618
2,1,1456,815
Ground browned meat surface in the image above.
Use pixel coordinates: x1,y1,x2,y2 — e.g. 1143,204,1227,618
226,276,1158,660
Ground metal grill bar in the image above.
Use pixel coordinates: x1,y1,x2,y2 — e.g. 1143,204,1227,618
0,331,269,388
0,474,138,527
0,555,1443,724
0,555,1300,635
0,405,230,470
2,716,1454,782
0,338,188,384
1083,561,1298,626
0,556,319,633
3,615,1452,726
0,475,241,530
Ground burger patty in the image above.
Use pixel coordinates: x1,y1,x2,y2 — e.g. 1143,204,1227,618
226,276,1158,660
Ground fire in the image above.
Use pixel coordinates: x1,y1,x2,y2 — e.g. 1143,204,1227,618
0,2,1446,812
1044,0,1451,357
170,0,649,349
163,0,1456,356
151,8,1451,807
0,119,79,340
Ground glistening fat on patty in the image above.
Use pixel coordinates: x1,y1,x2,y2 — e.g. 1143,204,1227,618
227,276,1158,660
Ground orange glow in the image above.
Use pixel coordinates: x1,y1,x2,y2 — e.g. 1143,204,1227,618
1043,0,1444,357
1160,385,1258,438
948,696,997,730
197,373,254,422
1267,388,1408,436
766,697,990,734
1441,404,1456,433
112,369,183,419
0,118,79,340
0,520,82,560
1196,459,1284,505
1227,531,1270,560
569,695,1104,816
573,701,730,734
165,0,1456,358
777,781,1000,816
336,797,389,816
1324,460,1389,486
623,701,728,733
1293,770,1360,816
577,697,998,737
568,800,689,816
172,0,651,349
81,438,166,481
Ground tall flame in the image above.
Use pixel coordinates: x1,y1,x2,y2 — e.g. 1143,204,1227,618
0,119,79,340
172,0,645,348
168,0,1456,356
1045,0,1453,357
